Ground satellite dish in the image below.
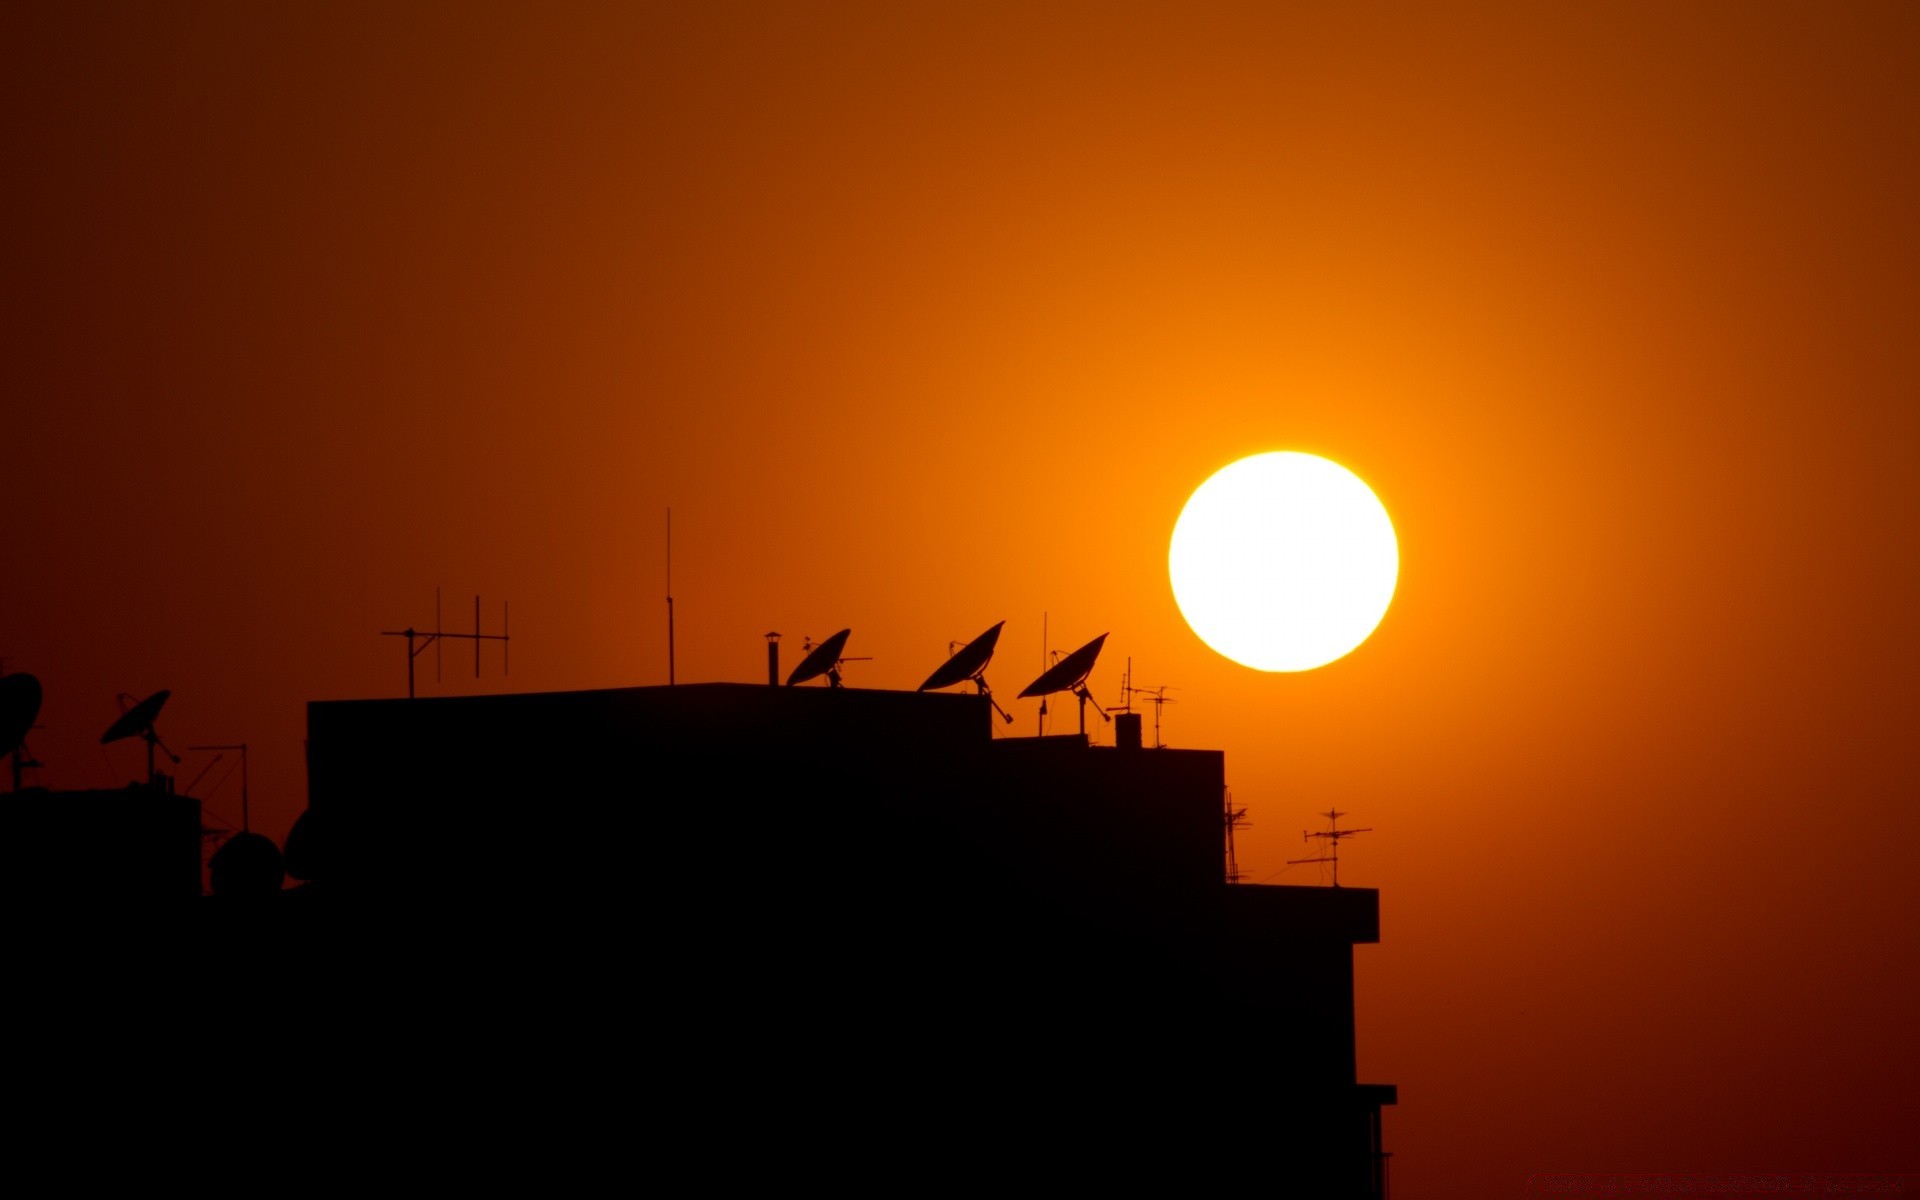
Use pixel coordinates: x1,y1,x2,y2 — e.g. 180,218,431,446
786,629,853,688
1018,634,1107,698
1018,633,1113,735
918,621,1014,724
103,690,169,745
0,673,42,758
100,689,180,783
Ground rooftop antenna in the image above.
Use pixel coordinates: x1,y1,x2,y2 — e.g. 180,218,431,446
1127,684,1176,748
0,671,44,793
379,588,510,699
1018,632,1112,738
1287,809,1372,888
1037,612,1047,736
918,620,1014,724
101,689,180,785
1224,786,1250,884
1117,665,1176,747
786,629,870,688
666,508,676,687
187,742,251,832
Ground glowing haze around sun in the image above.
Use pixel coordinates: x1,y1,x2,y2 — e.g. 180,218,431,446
1169,452,1398,672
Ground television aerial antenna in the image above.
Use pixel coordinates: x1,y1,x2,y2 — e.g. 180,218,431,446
786,629,869,688
1224,786,1250,884
0,671,44,792
187,742,252,833
379,587,510,699
1018,632,1112,737
918,620,1014,724
1287,809,1372,888
666,508,676,686
1120,681,1176,748
1037,612,1047,736
101,688,180,785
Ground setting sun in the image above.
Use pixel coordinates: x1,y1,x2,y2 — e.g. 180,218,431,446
1169,452,1399,672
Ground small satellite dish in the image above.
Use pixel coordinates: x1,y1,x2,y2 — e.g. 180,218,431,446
1018,633,1113,735
918,621,1014,724
0,673,42,757
786,629,853,688
102,689,169,745
100,689,180,783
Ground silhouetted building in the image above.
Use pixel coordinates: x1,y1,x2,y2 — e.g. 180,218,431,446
1,779,201,903
303,682,1395,1195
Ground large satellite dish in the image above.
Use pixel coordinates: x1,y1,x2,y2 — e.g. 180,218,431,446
786,629,854,688
918,621,1013,724
101,688,180,783
1018,632,1113,735
0,673,41,758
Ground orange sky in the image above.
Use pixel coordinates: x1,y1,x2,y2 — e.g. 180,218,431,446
5,3,1916,1189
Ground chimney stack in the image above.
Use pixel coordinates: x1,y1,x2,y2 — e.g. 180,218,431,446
765,632,781,686
1115,712,1143,750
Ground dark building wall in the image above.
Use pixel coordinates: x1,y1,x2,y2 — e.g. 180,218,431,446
0,782,200,902
305,683,1361,1023
305,683,1229,1021
303,681,1392,1196
306,683,1222,905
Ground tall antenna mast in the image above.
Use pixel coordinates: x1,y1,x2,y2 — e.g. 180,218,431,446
1115,666,1176,747
1224,786,1250,884
1037,611,1047,736
1150,686,1173,748
666,507,676,686
379,589,510,699
1287,809,1372,887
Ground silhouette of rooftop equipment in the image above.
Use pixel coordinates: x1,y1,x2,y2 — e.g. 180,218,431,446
1018,632,1112,736
1111,657,1171,750
0,672,39,756
1288,809,1372,888
785,629,869,688
1125,684,1176,749
666,509,677,686
380,588,509,699
765,632,781,687
917,620,1015,725
188,742,252,832
1,672,43,790
101,688,180,784
1224,787,1250,884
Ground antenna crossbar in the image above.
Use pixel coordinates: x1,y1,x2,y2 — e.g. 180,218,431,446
381,589,511,698
1286,809,1372,887
1119,683,1176,748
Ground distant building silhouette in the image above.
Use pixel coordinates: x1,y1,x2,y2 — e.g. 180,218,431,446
301,682,1397,1195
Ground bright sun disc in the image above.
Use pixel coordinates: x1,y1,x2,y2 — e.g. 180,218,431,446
1169,452,1398,672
